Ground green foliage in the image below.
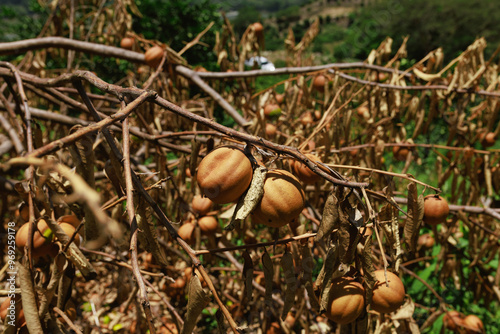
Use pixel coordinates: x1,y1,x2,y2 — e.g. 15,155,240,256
133,0,222,67
218,0,309,13
264,25,283,51
312,22,345,54
0,0,47,43
232,5,261,37
334,0,500,61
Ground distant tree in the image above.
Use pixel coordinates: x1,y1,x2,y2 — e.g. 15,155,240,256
232,5,261,37
335,0,500,62
133,0,222,68
0,0,47,43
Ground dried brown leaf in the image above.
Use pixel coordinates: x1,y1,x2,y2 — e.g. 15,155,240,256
181,275,211,334
189,139,200,179
280,251,297,320
215,308,226,333
338,207,360,264
300,245,320,310
404,182,424,252
227,166,267,230
262,251,274,305
137,204,168,266
413,68,442,81
243,250,254,300
315,191,340,242
361,236,376,305
18,262,44,333
318,245,341,313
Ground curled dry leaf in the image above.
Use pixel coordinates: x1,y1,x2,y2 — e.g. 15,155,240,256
300,245,320,310
215,308,226,333
379,203,402,271
262,251,274,306
361,236,376,306
226,166,267,230
413,68,442,81
315,191,340,242
136,204,168,266
318,245,347,313
18,262,44,333
280,251,297,320
181,274,211,334
189,139,200,179
338,211,360,265
404,182,424,252
243,250,254,300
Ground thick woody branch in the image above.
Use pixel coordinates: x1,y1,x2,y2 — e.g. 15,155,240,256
0,37,144,63
175,65,249,129
0,67,368,189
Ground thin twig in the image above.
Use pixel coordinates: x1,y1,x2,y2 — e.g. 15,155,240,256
53,306,84,334
123,113,157,334
195,232,316,255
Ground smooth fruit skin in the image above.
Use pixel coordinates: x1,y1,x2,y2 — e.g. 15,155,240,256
392,145,409,161
16,219,55,257
313,75,326,92
423,195,449,225
58,222,81,247
481,132,496,147
120,37,134,50
325,277,365,324
251,170,305,228
371,270,405,313
462,314,484,334
253,22,264,35
198,216,218,234
0,295,25,327
58,215,83,236
291,153,322,184
443,311,464,331
417,233,435,249
145,46,164,68
197,146,253,204
264,104,281,118
178,222,195,244
265,123,277,137
191,195,213,216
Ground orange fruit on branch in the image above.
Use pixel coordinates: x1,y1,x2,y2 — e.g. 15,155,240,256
312,75,326,92
392,145,410,161
145,45,164,68
120,37,134,50
443,311,464,331
291,153,323,184
423,194,449,225
197,146,253,204
191,195,213,216
324,277,365,324
251,169,305,228
462,314,484,334
16,219,57,258
252,22,264,36
198,216,218,235
264,104,282,118
371,269,405,313
178,222,195,244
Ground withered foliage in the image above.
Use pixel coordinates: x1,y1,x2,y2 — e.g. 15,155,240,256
0,1,499,333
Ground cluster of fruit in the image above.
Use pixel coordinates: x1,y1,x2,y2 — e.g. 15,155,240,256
177,195,218,244
15,215,82,259
263,76,327,139
0,291,76,332
323,269,405,325
443,311,484,333
195,146,306,228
